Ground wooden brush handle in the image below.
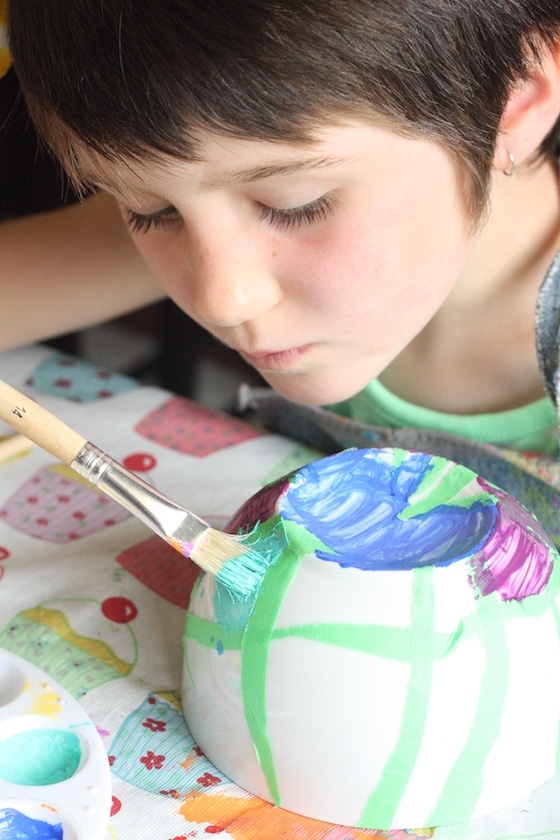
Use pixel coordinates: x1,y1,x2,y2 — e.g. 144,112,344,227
0,379,86,465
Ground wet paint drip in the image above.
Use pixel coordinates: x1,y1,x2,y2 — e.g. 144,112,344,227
0,808,63,839
0,729,81,785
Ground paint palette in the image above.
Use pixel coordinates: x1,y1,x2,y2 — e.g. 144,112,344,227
0,648,111,839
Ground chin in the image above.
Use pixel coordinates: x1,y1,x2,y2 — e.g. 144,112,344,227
262,370,366,407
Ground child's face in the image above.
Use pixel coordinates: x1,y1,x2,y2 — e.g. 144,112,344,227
94,121,474,404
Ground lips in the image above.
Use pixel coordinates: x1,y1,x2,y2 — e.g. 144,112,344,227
239,344,312,371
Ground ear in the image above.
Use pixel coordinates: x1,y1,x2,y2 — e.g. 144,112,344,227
494,40,560,172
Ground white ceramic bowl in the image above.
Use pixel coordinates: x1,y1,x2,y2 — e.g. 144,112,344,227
182,448,560,830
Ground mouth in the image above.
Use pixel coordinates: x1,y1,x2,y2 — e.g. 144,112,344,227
239,344,313,372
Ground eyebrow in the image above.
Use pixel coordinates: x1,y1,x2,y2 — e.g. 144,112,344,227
91,153,349,202
204,155,348,188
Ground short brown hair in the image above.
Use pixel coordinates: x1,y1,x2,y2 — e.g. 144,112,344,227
9,0,560,218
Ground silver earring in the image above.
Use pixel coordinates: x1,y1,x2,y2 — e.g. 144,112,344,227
503,148,515,177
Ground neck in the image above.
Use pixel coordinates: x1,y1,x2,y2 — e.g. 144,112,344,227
381,155,560,414
455,155,560,306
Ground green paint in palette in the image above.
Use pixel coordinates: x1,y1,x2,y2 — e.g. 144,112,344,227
0,728,81,785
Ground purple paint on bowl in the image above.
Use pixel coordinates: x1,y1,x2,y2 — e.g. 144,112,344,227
470,478,554,600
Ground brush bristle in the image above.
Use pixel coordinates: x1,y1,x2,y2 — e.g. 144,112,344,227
190,527,267,598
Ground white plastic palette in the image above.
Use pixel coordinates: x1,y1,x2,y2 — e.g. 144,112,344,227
0,648,111,839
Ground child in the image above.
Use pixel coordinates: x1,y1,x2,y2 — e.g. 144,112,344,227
8,0,560,455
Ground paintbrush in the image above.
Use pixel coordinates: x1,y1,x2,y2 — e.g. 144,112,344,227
0,379,264,598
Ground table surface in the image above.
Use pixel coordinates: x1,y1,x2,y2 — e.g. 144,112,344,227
0,344,558,840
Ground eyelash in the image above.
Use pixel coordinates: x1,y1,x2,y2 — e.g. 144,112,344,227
257,193,338,231
123,192,337,235
123,205,180,235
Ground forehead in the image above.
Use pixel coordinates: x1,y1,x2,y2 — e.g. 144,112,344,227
73,120,398,198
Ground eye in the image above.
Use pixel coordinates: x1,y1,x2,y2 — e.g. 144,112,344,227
122,205,181,234
258,193,337,231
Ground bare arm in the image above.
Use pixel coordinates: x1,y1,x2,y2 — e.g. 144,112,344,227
0,190,165,350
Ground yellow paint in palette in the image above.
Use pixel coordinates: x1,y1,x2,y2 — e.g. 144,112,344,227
28,682,64,719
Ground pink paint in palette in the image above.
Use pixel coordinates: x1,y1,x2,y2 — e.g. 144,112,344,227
0,648,111,839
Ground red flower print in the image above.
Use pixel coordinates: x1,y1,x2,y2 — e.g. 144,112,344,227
160,789,180,799
142,717,167,733
197,772,221,788
140,750,165,770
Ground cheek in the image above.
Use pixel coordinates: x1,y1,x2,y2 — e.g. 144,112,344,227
290,200,468,327
131,235,195,307
130,234,171,277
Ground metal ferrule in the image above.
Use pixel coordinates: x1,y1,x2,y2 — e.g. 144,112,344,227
71,442,206,545
72,442,112,485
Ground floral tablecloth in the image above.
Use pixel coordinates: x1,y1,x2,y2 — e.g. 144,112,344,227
0,344,558,840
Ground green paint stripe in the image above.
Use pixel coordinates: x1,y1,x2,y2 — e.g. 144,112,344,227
427,593,510,823
392,447,407,467
271,621,462,661
358,566,436,828
184,612,244,651
270,571,560,661
182,577,202,691
240,544,302,806
400,458,494,520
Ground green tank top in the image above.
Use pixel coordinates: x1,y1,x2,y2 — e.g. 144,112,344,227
331,378,558,455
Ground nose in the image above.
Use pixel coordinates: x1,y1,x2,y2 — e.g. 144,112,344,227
186,220,281,328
